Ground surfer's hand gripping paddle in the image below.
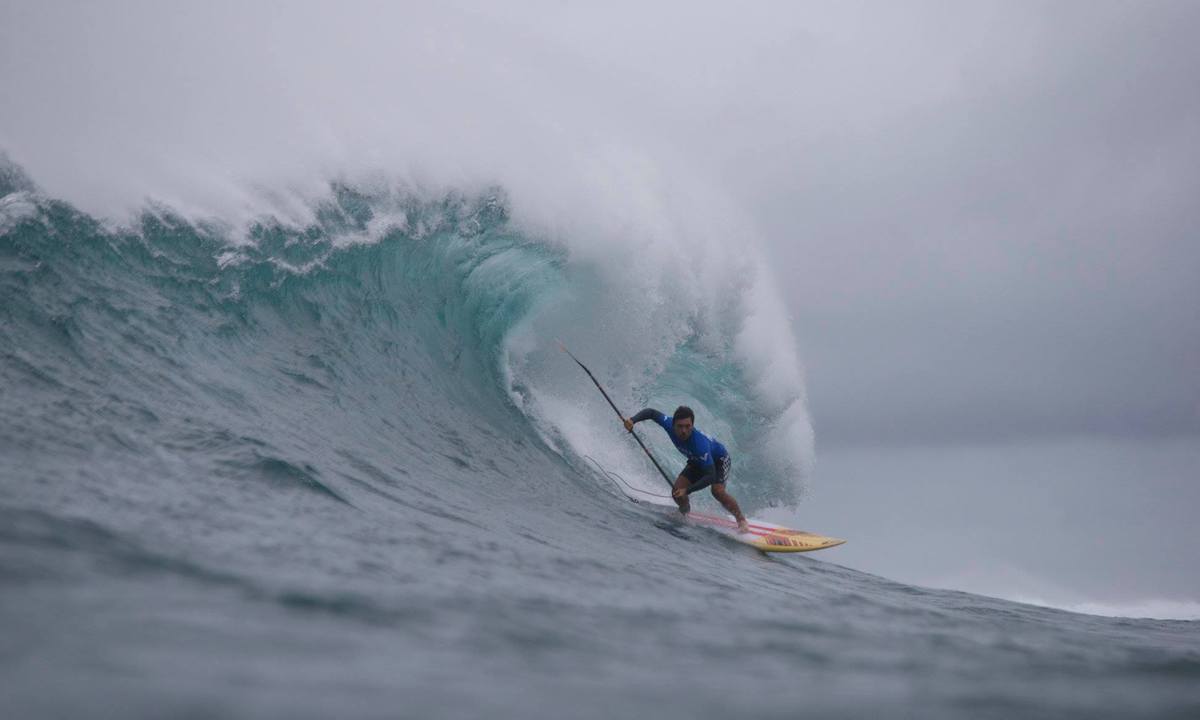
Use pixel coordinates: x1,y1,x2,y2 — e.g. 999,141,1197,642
557,341,676,492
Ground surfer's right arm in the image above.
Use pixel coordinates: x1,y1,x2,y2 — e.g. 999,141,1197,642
623,408,662,432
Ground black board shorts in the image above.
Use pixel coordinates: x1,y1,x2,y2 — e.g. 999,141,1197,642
681,455,731,488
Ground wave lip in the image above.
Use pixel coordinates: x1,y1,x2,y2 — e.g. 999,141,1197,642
0,154,36,198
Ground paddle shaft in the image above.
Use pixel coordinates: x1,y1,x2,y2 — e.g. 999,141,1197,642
559,344,676,490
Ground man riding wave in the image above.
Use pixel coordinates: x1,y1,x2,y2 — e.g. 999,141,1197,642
623,405,750,533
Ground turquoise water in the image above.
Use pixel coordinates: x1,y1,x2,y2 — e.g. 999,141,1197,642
1,168,1197,718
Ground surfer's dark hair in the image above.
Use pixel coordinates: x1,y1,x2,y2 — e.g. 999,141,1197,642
672,406,695,424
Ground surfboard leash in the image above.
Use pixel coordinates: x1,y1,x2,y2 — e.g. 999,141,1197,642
584,454,672,501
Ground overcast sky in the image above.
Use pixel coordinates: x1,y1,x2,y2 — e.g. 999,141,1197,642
2,0,1197,449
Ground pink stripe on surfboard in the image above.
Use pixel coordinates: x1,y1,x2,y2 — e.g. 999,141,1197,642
686,511,783,538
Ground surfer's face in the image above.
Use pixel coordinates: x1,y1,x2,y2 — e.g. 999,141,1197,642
673,418,693,440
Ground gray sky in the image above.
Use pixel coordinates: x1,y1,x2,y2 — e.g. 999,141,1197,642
737,4,1200,447
3,1,1196,448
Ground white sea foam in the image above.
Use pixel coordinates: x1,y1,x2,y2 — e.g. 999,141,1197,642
499,178,814,506
1012,596,1200,621
0,191,39,234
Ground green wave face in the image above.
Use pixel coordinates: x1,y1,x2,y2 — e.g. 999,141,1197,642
1,176,809,513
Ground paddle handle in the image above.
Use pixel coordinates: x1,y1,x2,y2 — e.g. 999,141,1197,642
558,341,676,490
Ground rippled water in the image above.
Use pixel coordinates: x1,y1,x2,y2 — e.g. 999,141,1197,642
1,174,1196,718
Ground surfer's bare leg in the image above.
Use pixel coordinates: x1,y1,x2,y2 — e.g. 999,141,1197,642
711,484,749,532
672,474,691,514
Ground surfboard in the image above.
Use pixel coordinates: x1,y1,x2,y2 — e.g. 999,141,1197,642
683,511,846,553
580,454,844,553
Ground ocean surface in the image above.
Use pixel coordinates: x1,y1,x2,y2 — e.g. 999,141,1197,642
1,165,1197,719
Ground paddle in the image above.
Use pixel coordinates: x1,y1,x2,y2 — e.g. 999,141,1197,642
557,341,675,491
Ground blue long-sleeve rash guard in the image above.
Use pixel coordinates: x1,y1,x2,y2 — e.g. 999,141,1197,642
630,408,728,467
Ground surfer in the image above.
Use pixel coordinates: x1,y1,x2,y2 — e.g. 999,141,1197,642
623,406,750,533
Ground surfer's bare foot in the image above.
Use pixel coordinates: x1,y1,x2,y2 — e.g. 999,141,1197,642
736,518,750,533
